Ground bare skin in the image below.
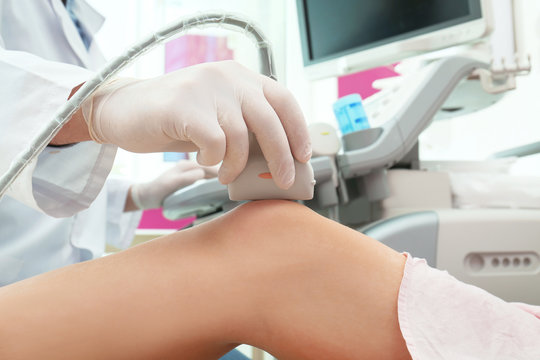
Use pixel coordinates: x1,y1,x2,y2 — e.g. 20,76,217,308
0,200,410,360
49,106,90,145
50,83,91,146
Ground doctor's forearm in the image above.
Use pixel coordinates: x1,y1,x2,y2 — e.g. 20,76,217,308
49,107,92,145
50,83,92,146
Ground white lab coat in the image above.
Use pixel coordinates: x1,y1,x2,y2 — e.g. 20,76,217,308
0,0,141,285
0,0,115,216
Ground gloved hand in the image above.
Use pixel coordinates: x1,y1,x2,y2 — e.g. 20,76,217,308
129,159,217,210
82,60,312,189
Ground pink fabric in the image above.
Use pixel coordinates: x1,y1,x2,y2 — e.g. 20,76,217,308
398,254,540,360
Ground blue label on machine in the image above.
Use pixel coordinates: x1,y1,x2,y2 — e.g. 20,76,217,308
333,93,369,135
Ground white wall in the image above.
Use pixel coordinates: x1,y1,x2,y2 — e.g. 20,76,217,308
89,0,540,179
419,1,540,162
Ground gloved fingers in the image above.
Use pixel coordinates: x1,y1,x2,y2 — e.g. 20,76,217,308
216,108,249,184
168,167,206,190
242,93,295,189
173,159,218,179
262,76,312,163
179,114,226,167
159,141,199,154
132,167,206,210
172,159,204,173
202,164,220,179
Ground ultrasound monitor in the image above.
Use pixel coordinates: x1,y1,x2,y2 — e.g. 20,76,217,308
297,0,492,79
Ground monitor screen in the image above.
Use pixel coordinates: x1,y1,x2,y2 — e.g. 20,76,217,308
297,0,486,78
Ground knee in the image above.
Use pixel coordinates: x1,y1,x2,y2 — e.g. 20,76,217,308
233,199,309,223
218,200,315,241
186,200,318,266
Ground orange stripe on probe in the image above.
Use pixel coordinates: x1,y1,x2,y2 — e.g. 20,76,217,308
258,172,273,179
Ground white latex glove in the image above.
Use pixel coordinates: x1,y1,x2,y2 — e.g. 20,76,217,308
130,160,216,210
82,60,312,189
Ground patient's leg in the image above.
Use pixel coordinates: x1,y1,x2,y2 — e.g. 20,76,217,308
0,200,410,360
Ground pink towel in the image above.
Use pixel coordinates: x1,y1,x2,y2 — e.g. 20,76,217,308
398,254,540,359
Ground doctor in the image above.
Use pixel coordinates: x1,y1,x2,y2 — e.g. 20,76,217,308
0,158,217,285
0,0,218,285
0,0,309,267
0,2,310,360
0,0,310,219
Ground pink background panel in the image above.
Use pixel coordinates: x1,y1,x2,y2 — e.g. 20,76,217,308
337,64,400,99
138,209,196,230
165,34,234,73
